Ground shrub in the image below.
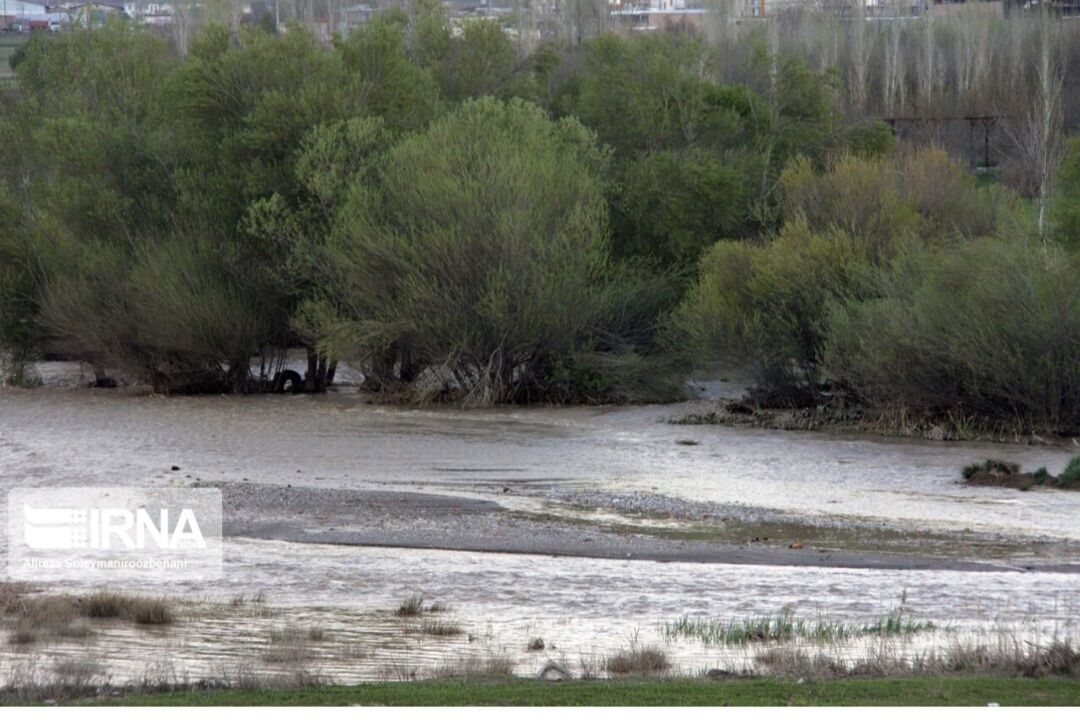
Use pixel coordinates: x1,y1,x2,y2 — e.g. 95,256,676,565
674,219,871,402
779,154,919,258
302,97,683,404
334,11,440,133
38,235,280,393
1062,457,1080,486
901,148,1016,242
825,238,1080,430
779,148,1011,257
82,591,129,619
1051,137,1080,251
0,208,40,386
679,148,1021,406
612,147,752,265
559,33,756,156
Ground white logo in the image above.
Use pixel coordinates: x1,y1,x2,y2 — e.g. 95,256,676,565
8,487,222,582
23,504,206,550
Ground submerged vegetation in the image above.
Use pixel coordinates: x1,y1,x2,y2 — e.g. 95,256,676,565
2,582,1079,703
1,585,176,646
959,456,1080,490
662,611,935,647
0,8,1077,425
603,643,672,676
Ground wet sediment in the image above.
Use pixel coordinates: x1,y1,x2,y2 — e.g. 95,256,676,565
217,481,1079,572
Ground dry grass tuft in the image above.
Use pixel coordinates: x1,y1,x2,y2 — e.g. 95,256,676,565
80,591,174,625
604,644,671,676
3,587,175,645
128,599,175,625
756,637,1080,680
82,591,130,618
5,594,90,644
433,654,515,680
396,594,425,617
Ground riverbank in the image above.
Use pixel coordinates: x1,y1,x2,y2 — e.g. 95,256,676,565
77,676,1080,706
4,387,1080,689
217,480,1080,571
671,400,1079,446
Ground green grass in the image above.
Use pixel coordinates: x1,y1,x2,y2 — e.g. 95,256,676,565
662,612,934,646
76,677,1080,706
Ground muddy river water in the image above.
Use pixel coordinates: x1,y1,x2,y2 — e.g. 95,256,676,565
1,383,1079,685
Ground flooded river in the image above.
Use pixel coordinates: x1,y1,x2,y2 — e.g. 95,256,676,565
2,387,1077,536
1,384,1079,685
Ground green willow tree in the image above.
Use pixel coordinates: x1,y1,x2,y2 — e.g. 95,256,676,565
299,98,680,404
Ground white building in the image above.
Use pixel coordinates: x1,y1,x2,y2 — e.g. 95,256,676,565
610,0,708,30
742,0,927,16
122,2,172,16
122,1,174,25
0,0,50,17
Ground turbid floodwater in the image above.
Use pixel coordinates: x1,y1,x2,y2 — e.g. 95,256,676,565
1,379,1079,686
1,386,1077,541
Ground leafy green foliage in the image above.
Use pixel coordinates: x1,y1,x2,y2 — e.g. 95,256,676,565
1051,137,1080,251
0,18,1065,420
674,147,1026,406
558,33,758,155
334,11,441,133
0,185,39,384
11,22,176,240
613,148,753,264
673,219,871,401
553,33,875,265
554,33,762,265
825,239,1080,429
301,98,680,404
4,24,372,391
779,148,1013,256
171,24,362,231
1062,457,1080,485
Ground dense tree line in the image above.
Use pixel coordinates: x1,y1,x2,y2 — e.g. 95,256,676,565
0,12,1077,432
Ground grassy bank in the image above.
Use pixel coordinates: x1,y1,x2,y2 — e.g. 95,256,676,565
82,677,1080,706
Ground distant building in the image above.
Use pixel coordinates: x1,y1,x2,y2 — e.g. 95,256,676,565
740,0,927,16
67,1,126,26
1004,0,1080,16
339,3,376,32
1,1,66,30
0,0,50,17
0,0,44,25
610,0,707,31
121,1,172,14
122,1,173,25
